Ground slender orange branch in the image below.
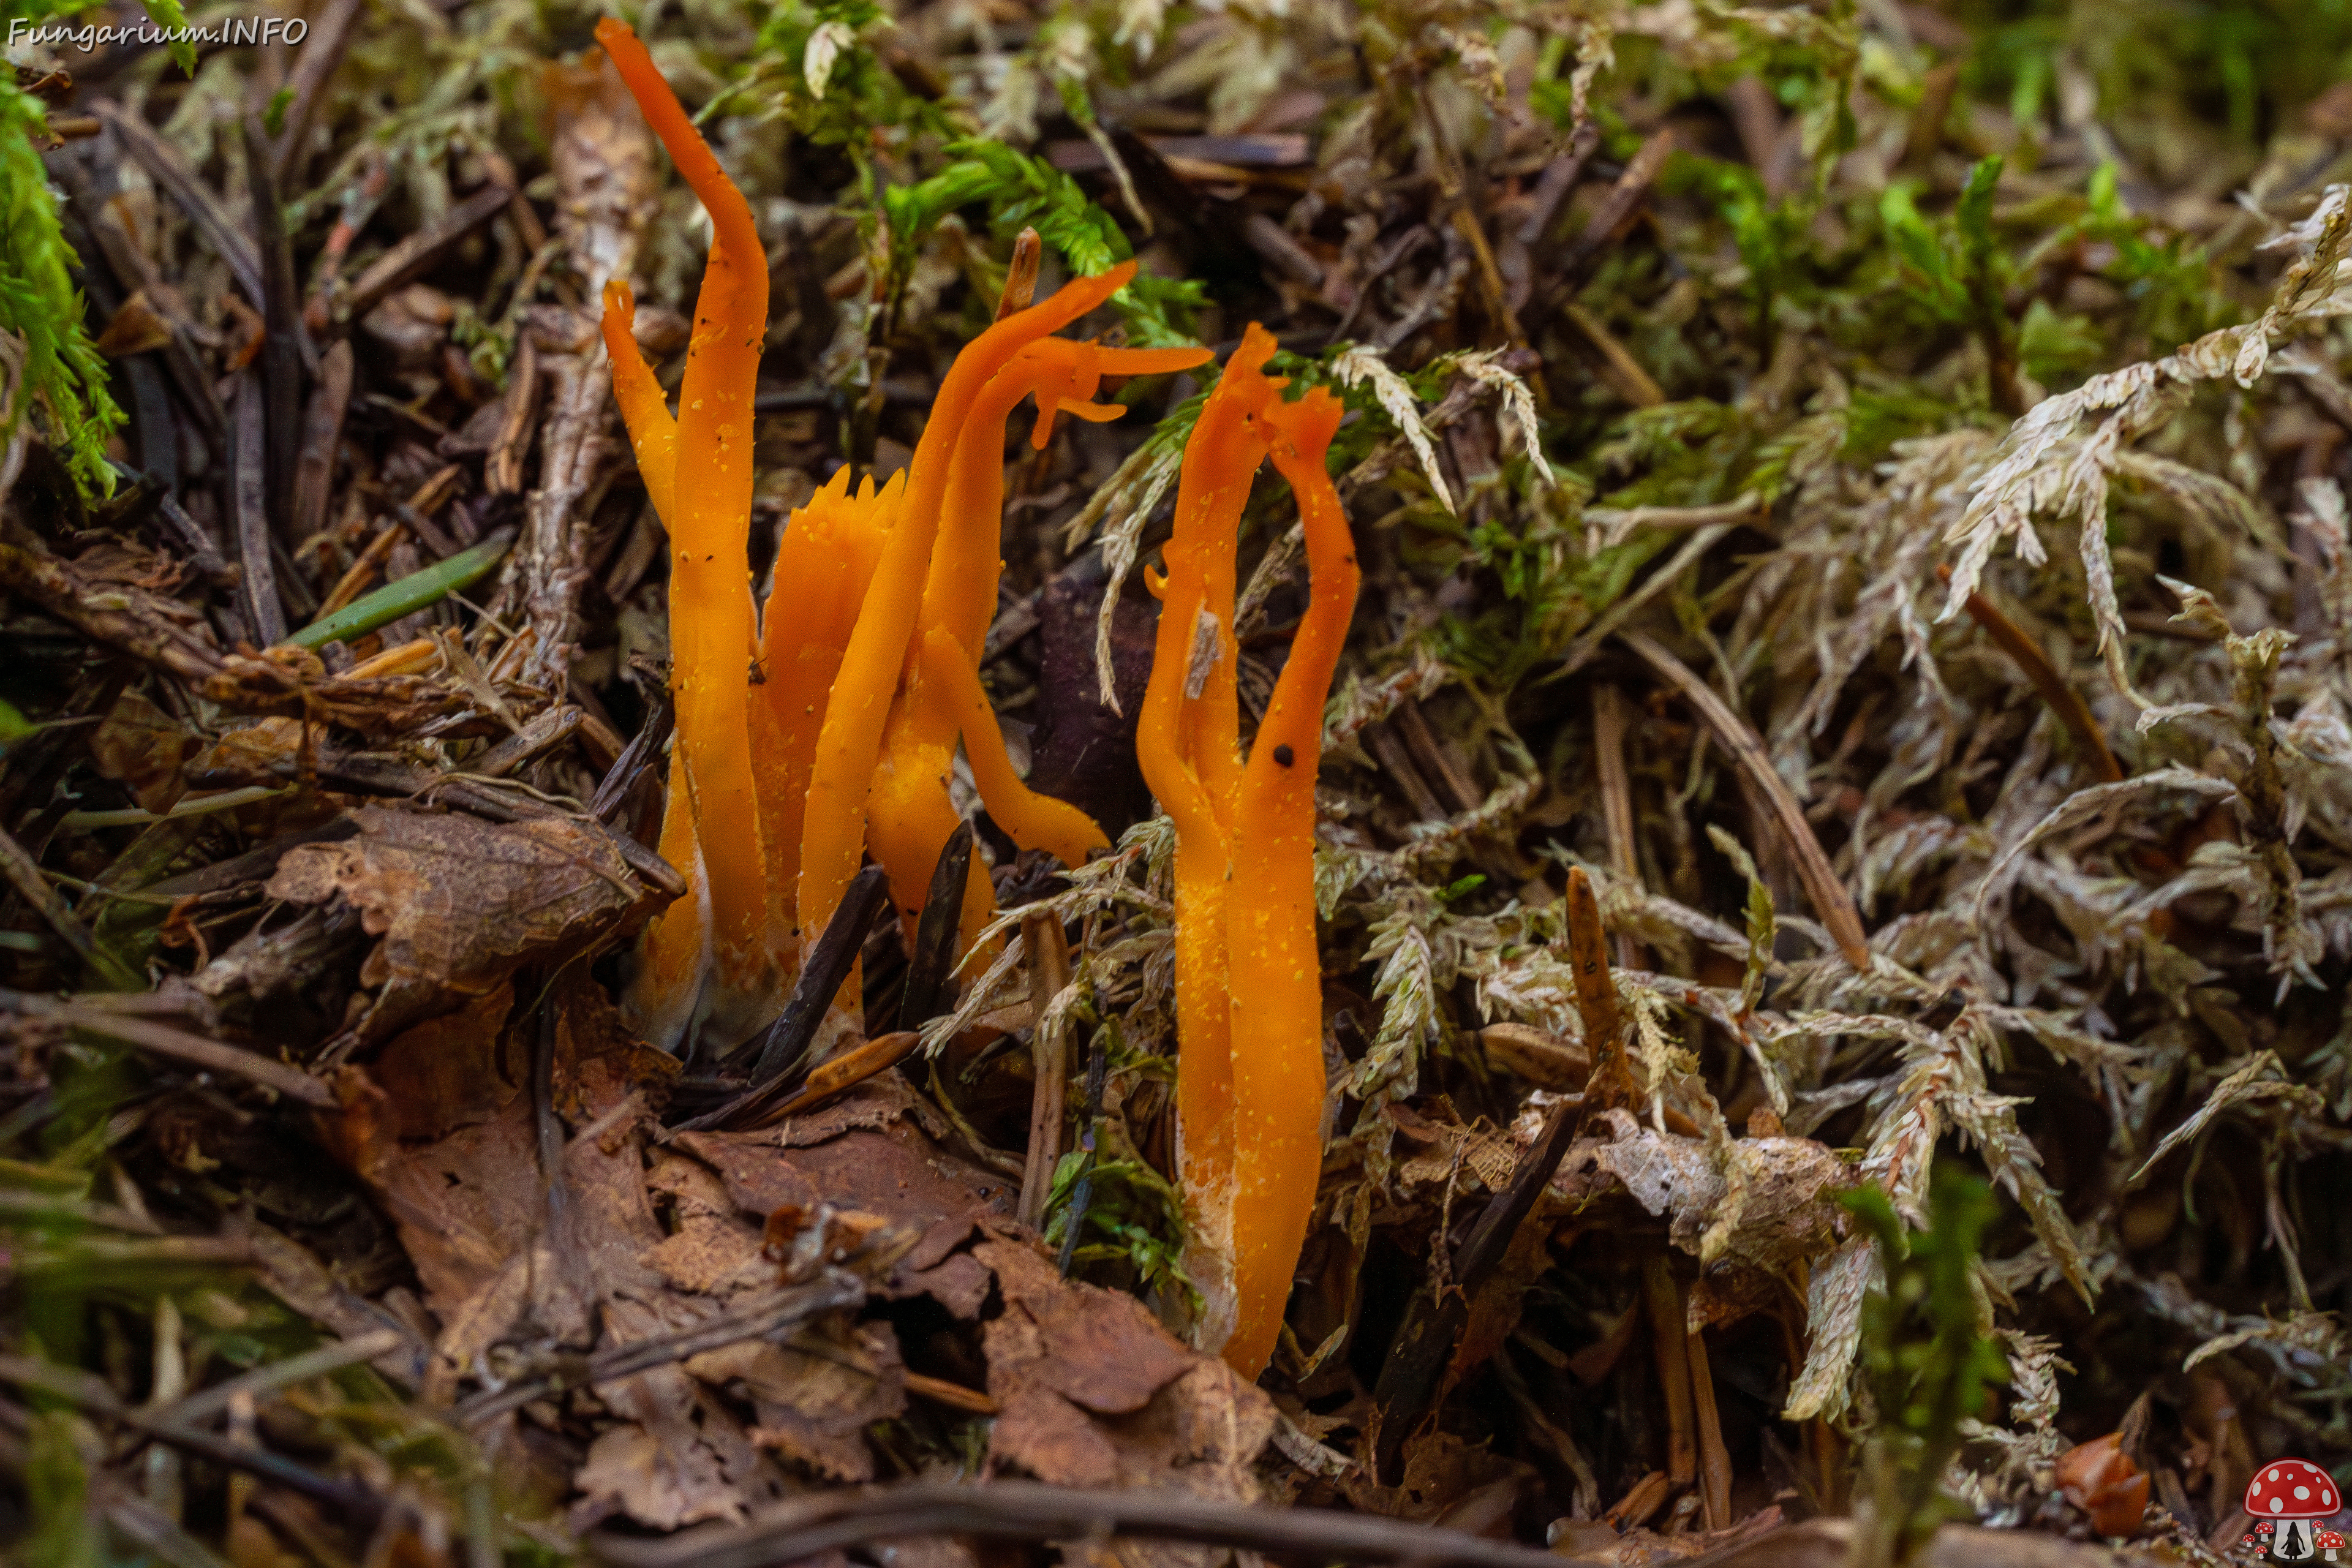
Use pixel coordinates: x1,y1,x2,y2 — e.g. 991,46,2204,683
1221,376,1354,1379
918,627,1109,870
598,279,677,525
799,262,1139,984
1137,331,1279,1353
752,469,901,960
600,18,770,992
870,339,1208,956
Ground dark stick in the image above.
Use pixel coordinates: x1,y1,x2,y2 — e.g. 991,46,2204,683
0,1354,383,1528
292,339,353,543
899,821,973,1029
51,148,228,456
1371,869,1618,1482
453,1272,867,1425
586,1479,1577,1568
243,116,312,537
342,184,512,322
230,372,288,645
0,989,338,1106
533,988,565,1223
1056,1021,1110,1276
96,101,264,305
268,0,364,185
0,821,139,990
589,686,674,835
744,863,892,1088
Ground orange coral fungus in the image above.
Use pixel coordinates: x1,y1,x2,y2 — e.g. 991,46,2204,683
751,469,900,954
598,19,770,1022
1136,331,1277,1352
797,262,1150,977
1224,382,1353,1377
916,628,1102,870
869,338,1205,956
596,23,1196,1049
1136,325,1357,1378
597,281,677,526
631,747,710,1046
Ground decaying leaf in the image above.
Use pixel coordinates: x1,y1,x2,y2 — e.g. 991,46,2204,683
1547,1107,1852,1277
270,805,654,1045
87,689,193,815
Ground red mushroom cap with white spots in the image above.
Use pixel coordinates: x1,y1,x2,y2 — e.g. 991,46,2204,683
2247,1460,2339,1519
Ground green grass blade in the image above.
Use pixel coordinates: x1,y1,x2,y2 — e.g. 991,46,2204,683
281,530,515,652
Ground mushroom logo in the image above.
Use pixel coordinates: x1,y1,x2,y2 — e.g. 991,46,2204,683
2246,1460,2339,1560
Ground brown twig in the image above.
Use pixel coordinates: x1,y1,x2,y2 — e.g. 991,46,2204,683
1583,492,1766,538
1557,524,1740,680
1501,122,1601,314
452,1273,867,1425
269,0,366,184
1688,1321,1735,1531
589,1479,1580,1568
0,1352,383,1525
759,1030,923,1124
1591,685,1648,971
0,824,138,989
1644,1254,1698,1486
1937,564,2123,783
1395,698,1480,813
0,989,336,1105
343,184,514,322
230,373,289,644
1528,128,1675,327
292,339,353,543
904,1371,997,1414
312,518,407,621
1566,301,1665,408
1372,867,1618,1482
487,335,542,496
1017,908,1074,1229
1368,721,1450,821
244,114,312,513
466,703,584,780
96,100,264,306
1618,631,1872,970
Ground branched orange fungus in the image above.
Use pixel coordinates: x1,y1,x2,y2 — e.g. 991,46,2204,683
801,268,1203,981
597,281,677,526
752,470,900,955
599,18,770,1033
598,31,1199,1047
1223,382,1354,1378
1137,325,1357,1379
1136,334,1272,1352
869,337,1205,957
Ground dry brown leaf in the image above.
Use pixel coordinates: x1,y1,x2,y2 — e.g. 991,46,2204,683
88,688,193,814
643,1152,772,1297
92,289,176,356
1550,1109,1852,1277
673,1076,1019,1300
695,1316,906,1481
269,805,651,1045
978,1239,1275,1568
